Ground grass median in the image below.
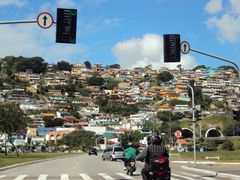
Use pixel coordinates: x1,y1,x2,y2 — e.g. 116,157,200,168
0,152,82,168
170,150,240,162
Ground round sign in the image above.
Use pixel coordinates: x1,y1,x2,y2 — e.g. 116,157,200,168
37,12,54,29
174,130,182,139
180,41,190,54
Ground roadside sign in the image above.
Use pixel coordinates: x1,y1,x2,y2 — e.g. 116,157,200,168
56,8,77,44
163,34,181,62
180,41,190,54
37,12,54,29
174,130,182,139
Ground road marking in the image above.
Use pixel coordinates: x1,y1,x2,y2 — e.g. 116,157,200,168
172,173,195,180
181,172,215,180
14,175,27,180
79,173,93,180
0,175,6,179
37,174,48,180
98,173,114,180
60,174,69,180
171,178,179,180
116,173,135,179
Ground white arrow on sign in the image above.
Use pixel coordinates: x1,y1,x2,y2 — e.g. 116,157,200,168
180,41,190,54
37,12,54,29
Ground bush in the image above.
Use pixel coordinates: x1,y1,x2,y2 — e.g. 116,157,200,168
205,141,218,151
232,140,240,150
222,140,234,151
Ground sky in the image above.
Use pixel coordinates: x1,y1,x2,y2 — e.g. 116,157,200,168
0,0,240,70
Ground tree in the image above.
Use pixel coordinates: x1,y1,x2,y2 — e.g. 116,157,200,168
192,65,206,71
60,130,95,151
0,104,31,156
84,61,92,69
87,76,105,86
108,64,120,69
57,61,72,71
43,117,64,128
105,79,120,90
79,88,91,96
222,140,234,151
157,111,172,122
156,71,174,83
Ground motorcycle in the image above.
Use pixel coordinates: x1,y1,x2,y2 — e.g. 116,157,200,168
148,157,171,180
126,159,136,176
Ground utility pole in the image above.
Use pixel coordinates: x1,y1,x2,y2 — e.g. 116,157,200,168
187,84,196,165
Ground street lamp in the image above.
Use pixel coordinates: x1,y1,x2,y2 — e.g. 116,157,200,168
187,84,196,165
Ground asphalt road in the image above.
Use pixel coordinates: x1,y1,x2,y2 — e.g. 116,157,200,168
0,154,231,180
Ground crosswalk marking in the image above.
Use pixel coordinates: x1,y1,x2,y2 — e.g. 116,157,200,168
181,172,215,180
79,173,93,180
60,174,69,180
37,174,48,180
0,175,6,179
172,173,196,180
116,172,135,179
98,173,114,180
14,175,27,180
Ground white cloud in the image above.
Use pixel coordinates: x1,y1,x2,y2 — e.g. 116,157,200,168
57,0,76,8
204,0,222,14
112,34,197,70
0,0,27,7
0,25,88,63
205,0,240,43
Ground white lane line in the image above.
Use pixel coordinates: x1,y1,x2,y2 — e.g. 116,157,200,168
171,178,179,180
14,175,28,180
79,173,93,180
181,172,215,180
172,173,195,180
98,173,114,180
116,172,135,179
37,174,48,180
60,174,70,180
0,175,6,179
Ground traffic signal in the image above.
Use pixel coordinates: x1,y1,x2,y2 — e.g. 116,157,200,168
163,34,181,62
56,8,77,44
194,109,202,121
232,110,240,121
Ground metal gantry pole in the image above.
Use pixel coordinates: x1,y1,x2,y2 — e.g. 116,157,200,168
0,20,37,25
190,48,240,79
187,84,196,165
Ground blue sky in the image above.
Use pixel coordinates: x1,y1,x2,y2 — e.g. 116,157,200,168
0,0,239,70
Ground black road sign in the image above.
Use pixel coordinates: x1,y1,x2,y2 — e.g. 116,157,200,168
56,8,77,44
163,34,181,62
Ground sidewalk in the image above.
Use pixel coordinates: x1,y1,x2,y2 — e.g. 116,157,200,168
179,162,240,180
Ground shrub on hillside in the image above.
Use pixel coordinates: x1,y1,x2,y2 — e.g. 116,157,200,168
222,140,234,151
232,140,240,150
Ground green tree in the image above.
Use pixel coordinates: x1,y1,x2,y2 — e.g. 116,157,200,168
43,117,64,128
156,71,174,83
79,88,91,96
192,65,206,71
0,104,31,156
222,140,234,151
105,79,120,90
57,61,72,71
84,61,92,69
223,121,240,136
157,111,172,122
87,76,105,86
108,64,120,69
60,130,95,151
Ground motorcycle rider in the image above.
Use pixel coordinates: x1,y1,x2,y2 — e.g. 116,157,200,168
123,142,138,170
136,133,170,180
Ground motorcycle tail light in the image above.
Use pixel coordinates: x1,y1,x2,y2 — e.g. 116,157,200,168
130,161,135,166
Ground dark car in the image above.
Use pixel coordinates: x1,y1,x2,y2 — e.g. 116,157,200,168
88,147,97,156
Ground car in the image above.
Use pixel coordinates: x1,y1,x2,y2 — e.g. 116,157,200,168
102,146,125,161
88,147,97,155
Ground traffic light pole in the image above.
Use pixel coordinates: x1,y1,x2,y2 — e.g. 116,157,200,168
190,48,240,79
187,84,196,165
0,20,37,25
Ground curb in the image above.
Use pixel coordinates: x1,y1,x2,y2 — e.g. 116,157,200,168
172,160,240,165
181,165,240,180
0,154,81,171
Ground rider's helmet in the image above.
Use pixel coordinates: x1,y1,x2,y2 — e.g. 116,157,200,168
151,134,162,145
127,142,133,147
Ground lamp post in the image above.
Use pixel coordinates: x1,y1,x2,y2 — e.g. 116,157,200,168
187,84,196,165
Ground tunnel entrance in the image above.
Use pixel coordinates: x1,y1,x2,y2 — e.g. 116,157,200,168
205,128,223,137
181,128,193,138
